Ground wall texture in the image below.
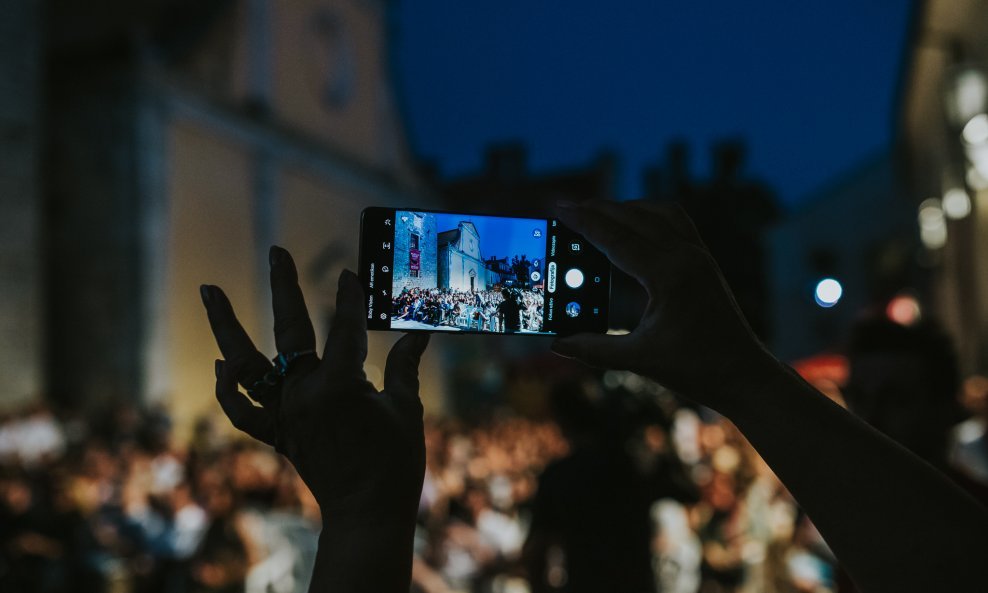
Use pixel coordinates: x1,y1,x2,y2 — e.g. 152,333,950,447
0,0,42,409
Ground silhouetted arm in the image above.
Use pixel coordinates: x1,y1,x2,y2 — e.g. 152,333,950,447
552,200,988,593
202,248,429,593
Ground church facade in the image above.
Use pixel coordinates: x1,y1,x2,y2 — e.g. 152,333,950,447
438,222,488,292
1,0,446,427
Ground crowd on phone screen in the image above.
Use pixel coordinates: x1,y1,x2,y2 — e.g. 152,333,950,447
393,287,545,332
1,370,984,593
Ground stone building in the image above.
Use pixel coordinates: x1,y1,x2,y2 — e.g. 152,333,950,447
485,257,513,288
0,1,43,411
441,143,616,216
0,0,442,429
438,222,487,292
392,211,438,293
899,0,988,374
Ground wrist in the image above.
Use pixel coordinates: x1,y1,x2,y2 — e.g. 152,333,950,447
702,346,791,419
313,503,418,592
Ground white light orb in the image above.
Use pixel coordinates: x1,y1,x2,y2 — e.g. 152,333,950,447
962,113,988,145
943,187,972,220
814,278,843,308
920,224,948,249
967,166,988,190
918,198,945,230
968,142,988,177
949,69,988,124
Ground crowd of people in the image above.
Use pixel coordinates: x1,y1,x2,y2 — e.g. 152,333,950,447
393,287,545,333
409,376,842,593
0,402,322,593
1,358,985,593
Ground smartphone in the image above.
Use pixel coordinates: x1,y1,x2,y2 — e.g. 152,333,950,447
359,207,611,336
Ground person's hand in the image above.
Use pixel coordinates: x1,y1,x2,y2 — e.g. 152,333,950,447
200,247,429,518
551,200,780,412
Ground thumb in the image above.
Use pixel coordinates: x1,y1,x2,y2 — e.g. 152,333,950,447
551,333,633,369
384,333,431,402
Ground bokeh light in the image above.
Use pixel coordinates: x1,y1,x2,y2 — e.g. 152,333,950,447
962,113,988,145
886,294,921,326
943,187,972,220
814,278,843,308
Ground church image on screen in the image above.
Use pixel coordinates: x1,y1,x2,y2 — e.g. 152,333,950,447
391,211,547,333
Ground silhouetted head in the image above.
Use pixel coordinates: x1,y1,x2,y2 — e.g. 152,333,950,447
844,318,962,467
549,379,604,445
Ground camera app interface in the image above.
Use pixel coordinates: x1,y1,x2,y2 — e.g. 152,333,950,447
362,208,609,336
390,211,547,333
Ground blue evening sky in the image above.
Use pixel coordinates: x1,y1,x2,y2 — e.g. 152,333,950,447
394,2,914,208
433,212,547,265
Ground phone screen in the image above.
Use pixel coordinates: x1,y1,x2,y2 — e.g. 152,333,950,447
359,207,610,336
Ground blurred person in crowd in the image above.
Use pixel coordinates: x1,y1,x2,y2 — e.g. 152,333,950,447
498,289,523,334
843,318,988,503
0,469,67,592
0,403,65,469
844,318,962,472
523,378,699,593
187,476,251,593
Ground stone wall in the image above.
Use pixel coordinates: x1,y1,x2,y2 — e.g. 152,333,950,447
0,1,42,409
393,211,437,292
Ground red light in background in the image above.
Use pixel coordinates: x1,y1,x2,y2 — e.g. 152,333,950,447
886,295,921,326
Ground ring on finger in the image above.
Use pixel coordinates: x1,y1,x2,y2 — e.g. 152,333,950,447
273,349,317,376
244,349,317,402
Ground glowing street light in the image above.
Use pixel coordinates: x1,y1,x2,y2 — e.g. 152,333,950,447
918,198,948,249
967,165,988,189
886,295,921,326
945,67,987,126
962,113,988,145
814,278,843,308
942,187,972,219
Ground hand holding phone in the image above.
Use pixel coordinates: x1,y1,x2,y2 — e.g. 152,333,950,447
550,200,777,413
